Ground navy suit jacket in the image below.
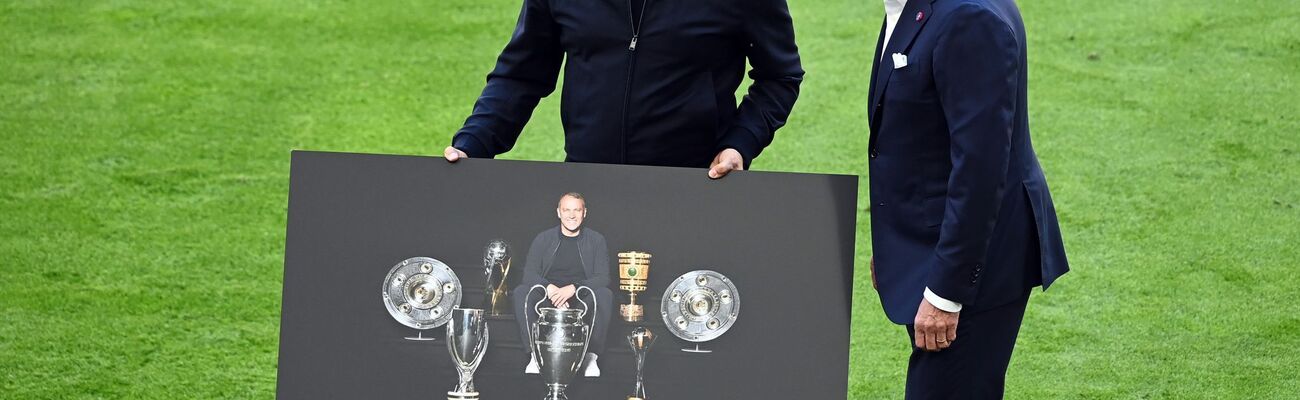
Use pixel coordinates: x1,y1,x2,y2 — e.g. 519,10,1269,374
867,0,1069,324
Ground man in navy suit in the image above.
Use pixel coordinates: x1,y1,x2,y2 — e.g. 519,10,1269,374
867,0,1069,398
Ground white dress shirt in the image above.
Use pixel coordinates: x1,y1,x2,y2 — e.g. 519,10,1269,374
882,0,908,59
881,0,963,313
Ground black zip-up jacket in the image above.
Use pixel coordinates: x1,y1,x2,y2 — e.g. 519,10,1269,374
452,0,804,168
520,226,611,290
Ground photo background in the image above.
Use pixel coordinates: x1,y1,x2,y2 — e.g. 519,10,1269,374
276,151,856,398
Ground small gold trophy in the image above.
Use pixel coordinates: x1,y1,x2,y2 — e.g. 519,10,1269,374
618,251,652,322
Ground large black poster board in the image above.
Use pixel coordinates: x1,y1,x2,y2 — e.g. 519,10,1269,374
277,151,857,399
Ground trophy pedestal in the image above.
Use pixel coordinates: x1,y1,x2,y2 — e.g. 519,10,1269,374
403,330,437,341
447,391,479,400
620,304,644,323
681,343,712,353
542,383,570,400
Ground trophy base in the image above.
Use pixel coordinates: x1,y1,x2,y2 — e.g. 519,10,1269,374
681,343,712,353
628,397,645,400
447,391,479,400
403,330,436,341
542,383,569,400
620,304,644,322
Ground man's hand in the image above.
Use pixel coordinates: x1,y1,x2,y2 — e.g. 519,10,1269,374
707,148,745,179
549,284,577,309
545,284,559,304
444,146,468,162
914,297,959,352
870,257,877,290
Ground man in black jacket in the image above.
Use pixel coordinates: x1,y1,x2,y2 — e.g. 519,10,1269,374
512,192,613,377
445,0,804,178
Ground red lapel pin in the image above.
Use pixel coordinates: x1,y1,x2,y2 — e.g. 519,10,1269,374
916,11,925,21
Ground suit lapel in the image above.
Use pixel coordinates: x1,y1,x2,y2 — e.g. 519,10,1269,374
870,0,934,110
867,18,886,125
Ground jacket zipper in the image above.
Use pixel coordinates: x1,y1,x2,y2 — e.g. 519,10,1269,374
544,241,560,278
620,0,650,163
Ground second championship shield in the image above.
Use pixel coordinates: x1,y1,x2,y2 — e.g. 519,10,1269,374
661,270,740,353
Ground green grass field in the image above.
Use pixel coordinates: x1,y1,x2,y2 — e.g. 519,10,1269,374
2,0,1298,398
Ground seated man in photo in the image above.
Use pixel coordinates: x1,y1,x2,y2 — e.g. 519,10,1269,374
513,192,613,377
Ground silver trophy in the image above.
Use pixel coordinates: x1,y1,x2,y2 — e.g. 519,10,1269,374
661,270,740,353
527,285,596,400
446,308,489,400
482,240,512,316
381,256,463,341
626,327,656,400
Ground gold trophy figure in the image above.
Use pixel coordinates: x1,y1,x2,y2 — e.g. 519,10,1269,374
482,240,512,316
618,251,652,322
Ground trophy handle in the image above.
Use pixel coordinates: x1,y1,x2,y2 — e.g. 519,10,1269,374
576,286,595,361
528,284,547,319
526,283,547,356
574,285,595,320
472,324,489,370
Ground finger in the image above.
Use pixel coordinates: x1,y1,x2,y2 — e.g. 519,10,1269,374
924,327,939,352
708,164,727,179
935,325,951,350
947,320,958,344
913,327,925,349
443,147,459,162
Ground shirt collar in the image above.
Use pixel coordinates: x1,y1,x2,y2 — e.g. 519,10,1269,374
884,0,908,18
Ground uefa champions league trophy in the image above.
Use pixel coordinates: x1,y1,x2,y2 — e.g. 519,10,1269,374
526,285,596,400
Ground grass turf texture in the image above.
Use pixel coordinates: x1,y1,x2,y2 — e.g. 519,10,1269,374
2,0,1298,398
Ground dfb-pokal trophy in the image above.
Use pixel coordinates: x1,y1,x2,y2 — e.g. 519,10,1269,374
618,251,651,322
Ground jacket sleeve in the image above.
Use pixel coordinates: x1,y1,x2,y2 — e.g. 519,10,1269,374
925,4,1020,305
581,233,612,289
718,0,804,167
521,232,549,288
451,0,563,158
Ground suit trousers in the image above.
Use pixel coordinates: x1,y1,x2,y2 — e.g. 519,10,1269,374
513,284,613,357
905,291,1032,399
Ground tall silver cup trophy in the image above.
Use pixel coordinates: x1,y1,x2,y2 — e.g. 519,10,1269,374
481,240,512,316
526,285,596,400
626,327,656,400
446,308,488,400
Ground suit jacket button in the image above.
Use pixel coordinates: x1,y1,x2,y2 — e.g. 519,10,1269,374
869,150,879,159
